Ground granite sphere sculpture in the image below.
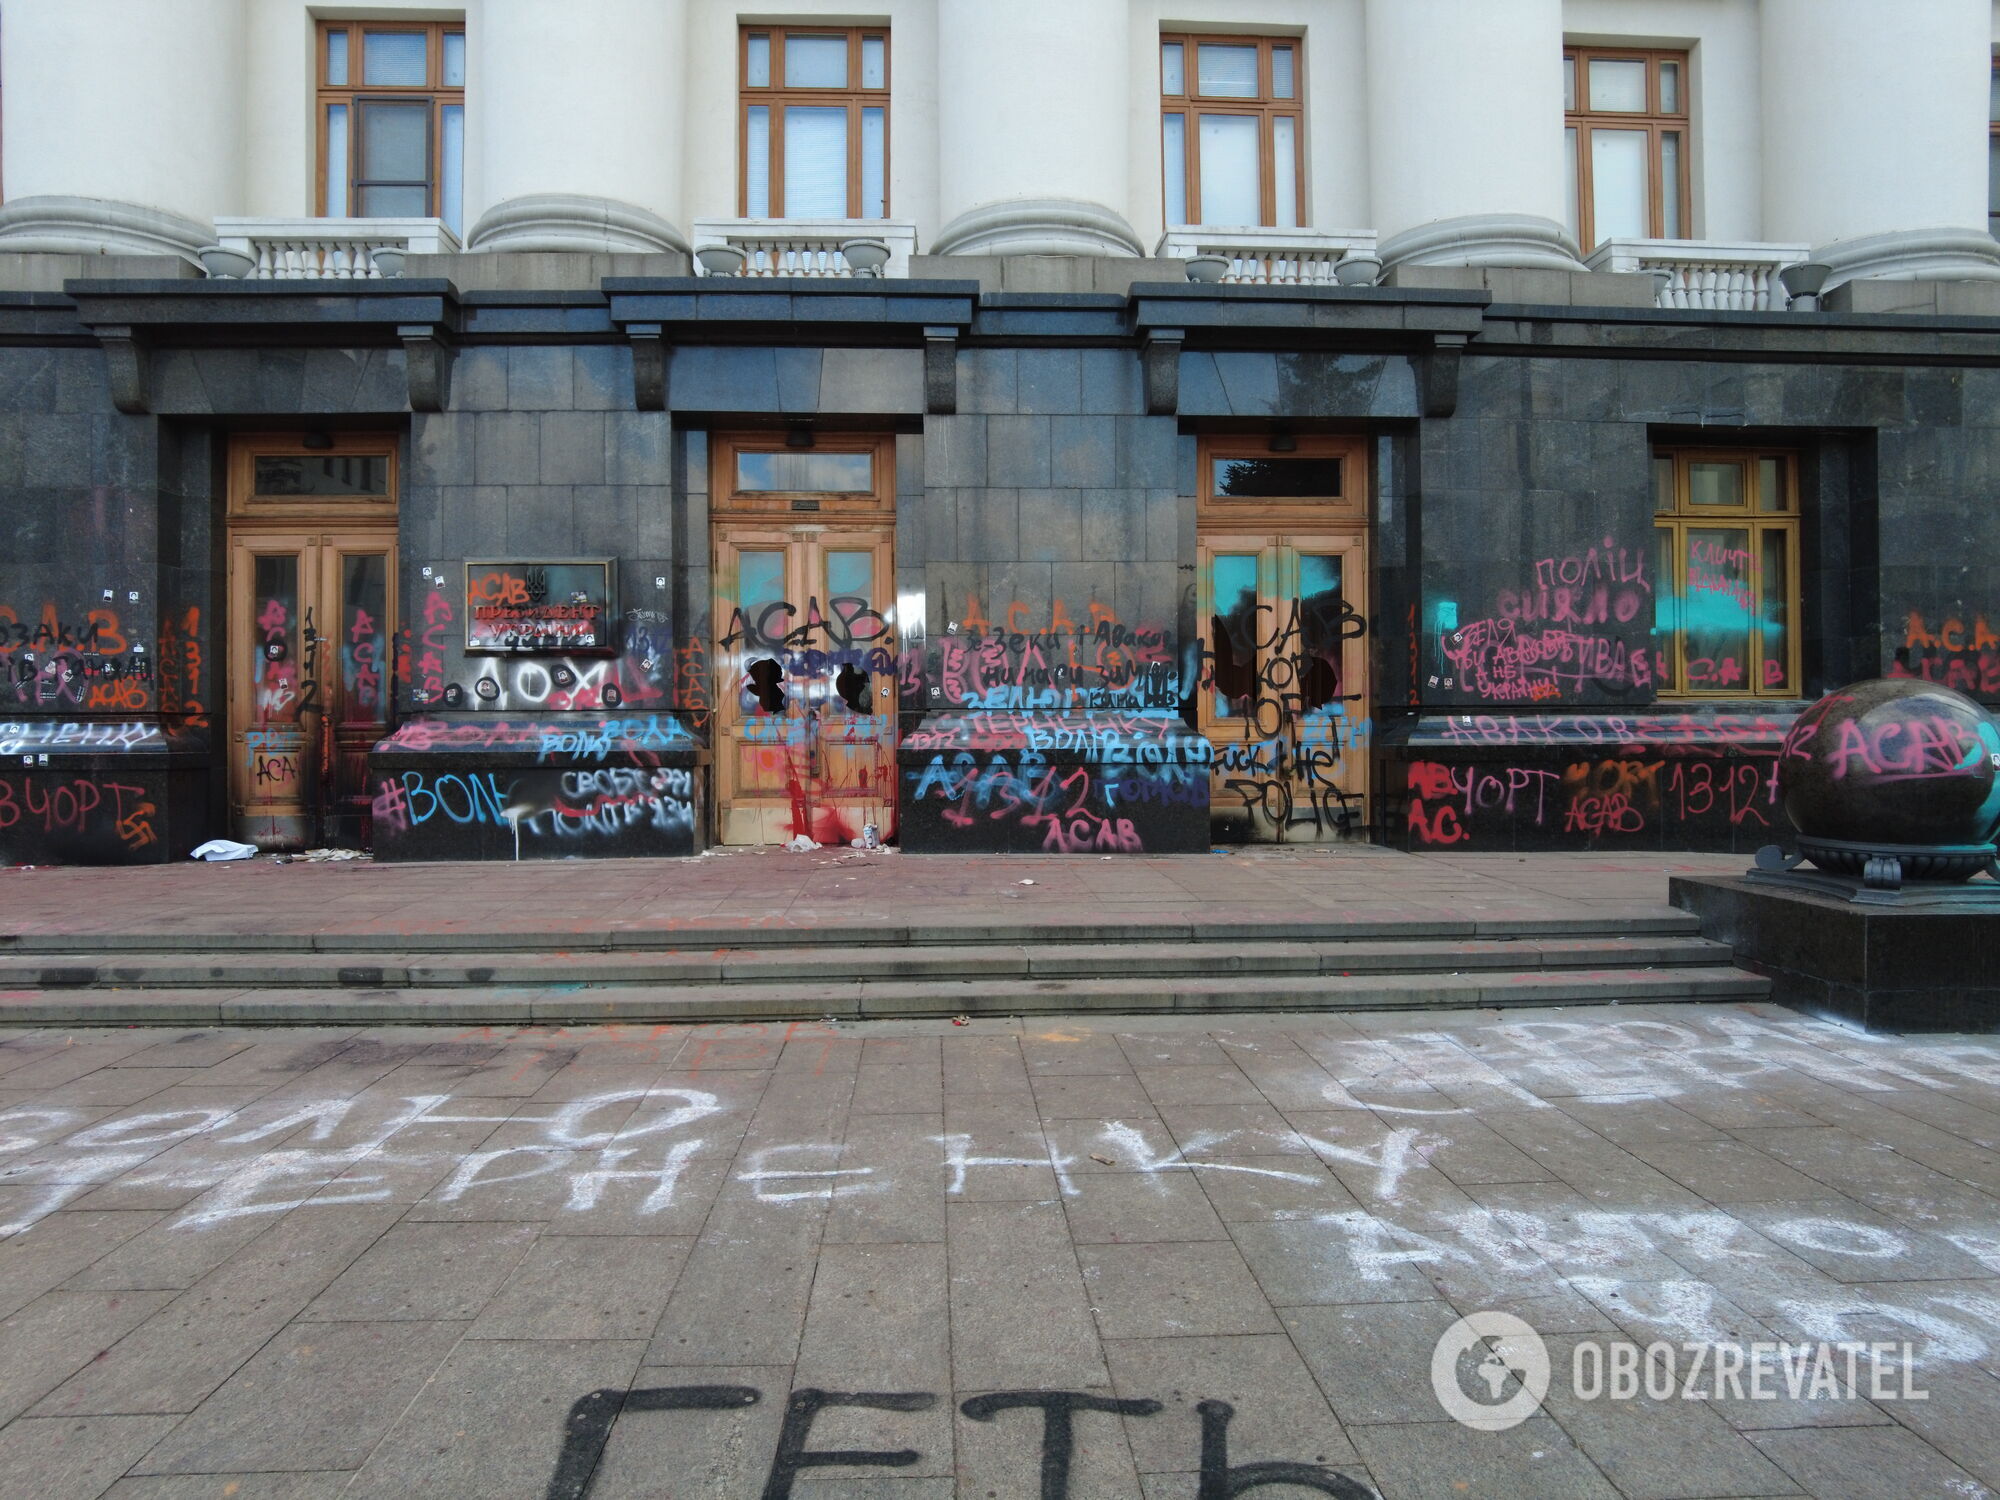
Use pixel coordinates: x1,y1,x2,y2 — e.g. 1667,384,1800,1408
1779,678,2000,879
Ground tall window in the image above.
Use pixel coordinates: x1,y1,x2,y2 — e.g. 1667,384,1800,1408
1565,46,1688,251
739,28,889,219
1988,62,1999,235
1161,34,1302,229
317,21,465,234
1653,449,1799,697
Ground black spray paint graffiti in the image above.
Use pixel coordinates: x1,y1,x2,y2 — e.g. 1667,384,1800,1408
545,1385,1374,1500
1196,585,1370,838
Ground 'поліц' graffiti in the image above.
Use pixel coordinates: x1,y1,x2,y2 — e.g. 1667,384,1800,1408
1432,542,1653,703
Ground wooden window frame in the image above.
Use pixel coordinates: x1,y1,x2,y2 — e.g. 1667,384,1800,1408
711,432,897,519
228,433,401,524
1197,434,1366,526
1565,45,1690,251
738,26,891,219
316,20,465,222
1653,446,1800,700
1160,33,1304,229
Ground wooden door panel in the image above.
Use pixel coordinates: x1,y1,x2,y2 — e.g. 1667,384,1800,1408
713,524,897,845
1199,533,1369,843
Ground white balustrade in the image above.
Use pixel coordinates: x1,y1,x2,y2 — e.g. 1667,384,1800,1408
210,217,461,279
1586,238,1812,311
1156,226,1379,285
690,218,920,278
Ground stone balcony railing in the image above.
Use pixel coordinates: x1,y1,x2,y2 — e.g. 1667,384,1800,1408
1156,226,1378,285
690,218,921,277
210,217,461,279
1586,238,1812,311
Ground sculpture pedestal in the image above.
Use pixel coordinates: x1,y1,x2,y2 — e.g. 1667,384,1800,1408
1670,873,2000,1032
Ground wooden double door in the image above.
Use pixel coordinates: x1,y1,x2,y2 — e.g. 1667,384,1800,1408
713,524,898,845
226,436,397,850
1198,533,1370,842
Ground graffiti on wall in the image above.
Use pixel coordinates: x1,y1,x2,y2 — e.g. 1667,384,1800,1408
902,753,1206,852
1891,611,2000,698
0,772,158,855
1404,753,1780,847
0,604,155,712
906,598,1178,714
372,766,695,855
1431,542,1655,703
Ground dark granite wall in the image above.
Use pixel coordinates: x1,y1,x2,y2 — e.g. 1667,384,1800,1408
6,277,2000,860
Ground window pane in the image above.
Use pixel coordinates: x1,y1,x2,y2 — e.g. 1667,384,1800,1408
442,32,465,87
1272,45,1295,99
1162,114,1188,224
1564,125,1580,245
1212,457,1340,498
1197,114,1261,225
827,549,872,599
861,107,885,218
253,455,389,496
362,30,427,86
746,34,771,87
1653,455,1674,513
1990,67,1999,122
783,106,848,217
252,554,302,727
1660,132,1682,238
1297,553,1343,711
861,35,885,88
1689,461,1745,507
745,106,770,216
1654,525,1679,690
1272,116,1298,229
1759,456,1787,511
441,104,464,234
1161,41,1184,95
326,29,349,86
1563,55,1576,111
1760,530,1793,692
340,553,389,722
358,100,429,182
786,34,848,88
359,185,430,217
1989,135,2000,221
1588,128,1649,243
1685,527,1753,688
1196,43,1258,97
1209,553,1259,718
736,450,874,492
325,104,349,216
1659,59,1680,113
1587,58,1647,111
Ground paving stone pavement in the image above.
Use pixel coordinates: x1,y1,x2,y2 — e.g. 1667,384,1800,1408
0,847,1748,942
7,1000,2000,1497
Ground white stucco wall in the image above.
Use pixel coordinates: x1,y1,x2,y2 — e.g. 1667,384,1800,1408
1763,0,1990,247
4,0,1994,267
4,0,248,222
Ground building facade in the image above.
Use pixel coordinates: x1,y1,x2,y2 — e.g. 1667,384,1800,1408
1,0,1999,863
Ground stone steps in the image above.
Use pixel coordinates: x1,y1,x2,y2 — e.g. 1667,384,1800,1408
0,964,1768,1025
0,910,1703,954
0,933,1737,990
